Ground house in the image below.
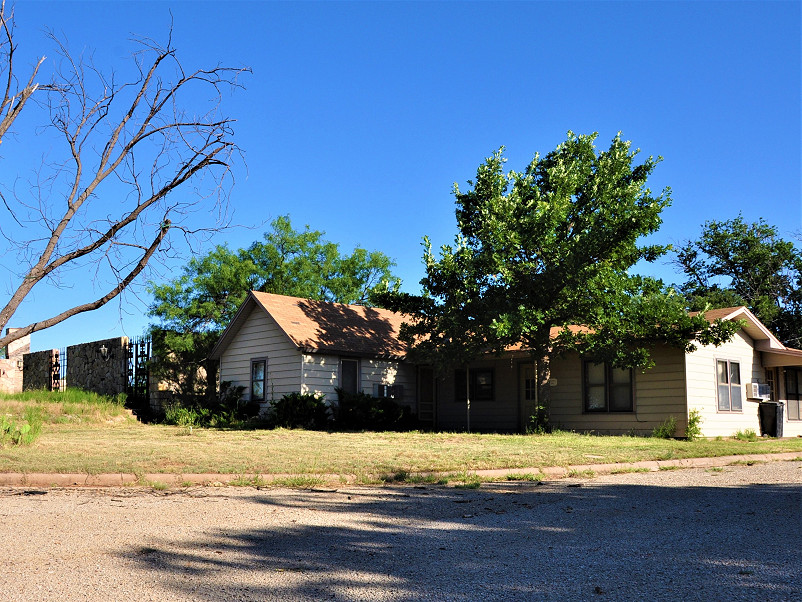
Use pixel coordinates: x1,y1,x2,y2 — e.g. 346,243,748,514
210,293,802,438
208,291,424,418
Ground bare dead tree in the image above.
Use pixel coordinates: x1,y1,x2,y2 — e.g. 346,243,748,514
0,1,249,349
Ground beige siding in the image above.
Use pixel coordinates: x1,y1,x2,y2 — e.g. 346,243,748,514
301,353,338,400
549,346,687,435
301,354,416,411
685,331,763,437
218,306,301,409
435,358,520,432
362,358,417,410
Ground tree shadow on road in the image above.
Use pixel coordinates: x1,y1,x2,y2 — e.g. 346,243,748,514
120,479,801,600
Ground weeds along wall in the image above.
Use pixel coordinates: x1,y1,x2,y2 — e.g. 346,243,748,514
65,337,129,397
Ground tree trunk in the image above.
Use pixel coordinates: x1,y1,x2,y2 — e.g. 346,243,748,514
527,330,553,432
535,353,552,432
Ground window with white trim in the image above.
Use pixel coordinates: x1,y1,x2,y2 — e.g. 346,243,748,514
716,359,742,412
765,368,777,402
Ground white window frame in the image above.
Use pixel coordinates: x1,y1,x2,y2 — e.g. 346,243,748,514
716,359,742,412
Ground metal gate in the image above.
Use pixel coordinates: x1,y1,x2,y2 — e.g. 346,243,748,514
126,336,151,413
52,348,66,392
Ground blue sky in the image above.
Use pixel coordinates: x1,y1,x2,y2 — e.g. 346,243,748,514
3,1,800,352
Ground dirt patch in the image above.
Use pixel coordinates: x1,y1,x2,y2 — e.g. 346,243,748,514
0,462,799,601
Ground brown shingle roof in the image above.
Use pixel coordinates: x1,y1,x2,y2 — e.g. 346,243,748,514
688,306,747,323
251,291,408,358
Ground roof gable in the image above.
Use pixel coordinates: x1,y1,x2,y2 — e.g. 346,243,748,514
211,292,408,360
690,305,784,350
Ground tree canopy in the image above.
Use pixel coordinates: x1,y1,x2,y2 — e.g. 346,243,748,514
150,215,399,334
148,216,400,400
675,215,802,347
377,132,739,427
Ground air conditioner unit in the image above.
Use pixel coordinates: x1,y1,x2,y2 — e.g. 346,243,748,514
747,382,771,400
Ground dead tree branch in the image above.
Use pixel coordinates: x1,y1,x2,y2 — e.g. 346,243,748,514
0,3,249,349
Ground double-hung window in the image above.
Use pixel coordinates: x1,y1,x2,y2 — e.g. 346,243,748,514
716,359,742,412
251,359,266,402
583,361,633,412
455,368,495,402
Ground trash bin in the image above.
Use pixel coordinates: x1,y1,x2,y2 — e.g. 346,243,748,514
758,401,784,438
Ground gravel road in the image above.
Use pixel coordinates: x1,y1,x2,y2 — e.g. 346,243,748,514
0,461,799,601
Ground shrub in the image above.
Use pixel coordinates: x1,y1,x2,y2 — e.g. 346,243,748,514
161,381,251,428
269,392,330,430
685,408,703,441
651,415,677,439
526,414,550,435
733,428,758,442
335,388,415,431
0,410,41,446
164,404,210,428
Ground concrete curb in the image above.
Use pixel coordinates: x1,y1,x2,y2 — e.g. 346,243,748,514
1,451,799,488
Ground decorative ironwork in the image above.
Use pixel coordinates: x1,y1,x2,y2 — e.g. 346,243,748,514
51,350,60,392
125,336,152,413
52,347,66,391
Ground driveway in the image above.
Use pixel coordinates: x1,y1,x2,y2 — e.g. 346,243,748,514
0,461,799,601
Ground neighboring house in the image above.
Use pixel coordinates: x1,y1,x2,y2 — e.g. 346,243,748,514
210,293,802,438
208,291,423,418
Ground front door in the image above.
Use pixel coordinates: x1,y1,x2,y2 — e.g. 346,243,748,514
418,366,435,425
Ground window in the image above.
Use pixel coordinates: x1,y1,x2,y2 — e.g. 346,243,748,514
340,358,360,395
375,384,403,399
251,359,266,402
786,368,801,421
522,365,536,402
583,361,632,412
455,368,495,402
765,368,776,402
716,359,742,412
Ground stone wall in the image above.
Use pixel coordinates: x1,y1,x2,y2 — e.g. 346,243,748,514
66,337,129,396
0,358,23,393
23,349,59,391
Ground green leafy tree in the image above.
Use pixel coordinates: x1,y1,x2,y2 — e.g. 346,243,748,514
377,132,739,429
675,215,802,346
149,216,400,401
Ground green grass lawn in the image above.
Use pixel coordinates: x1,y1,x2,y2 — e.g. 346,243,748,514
1,390,801,479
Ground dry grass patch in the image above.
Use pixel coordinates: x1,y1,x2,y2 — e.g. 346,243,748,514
1,414,802,479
